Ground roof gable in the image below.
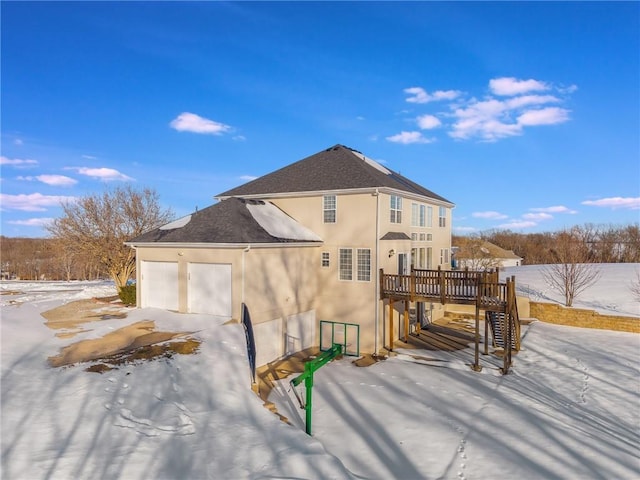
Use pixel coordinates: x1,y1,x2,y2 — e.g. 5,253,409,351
217,145,453,205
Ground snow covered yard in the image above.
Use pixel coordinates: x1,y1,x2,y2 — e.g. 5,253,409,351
1,265,639,479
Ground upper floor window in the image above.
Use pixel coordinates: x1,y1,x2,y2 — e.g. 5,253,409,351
324,195,336,223
411,203,426,227
439,206,447,227
427,206,433,227
390,195,402,224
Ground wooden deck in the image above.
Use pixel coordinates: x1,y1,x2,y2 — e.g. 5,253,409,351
379,267,520,373
380,267,509,311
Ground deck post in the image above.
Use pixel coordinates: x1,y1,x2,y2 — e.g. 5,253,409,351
404,300,409,342
484,311,489,355
439,266,446,305
379,269,385,299
472,303,481,371
388,298,394,351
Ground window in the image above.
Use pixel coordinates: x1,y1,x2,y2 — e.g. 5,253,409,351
324,195,336,223
426,247,433,268
390,195,402,223
411,233,418,241
426,233,433,241
419,247,426,268
357,249,371,281
339,248,371,282
419,233,426,241
321,252,330,267
411,203,426,227
339,248,352,280
427,206,433,227
440,248,449,265
439,206,446,227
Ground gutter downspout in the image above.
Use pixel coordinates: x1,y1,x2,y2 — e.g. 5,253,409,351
242,245,251,305
374,188,380,356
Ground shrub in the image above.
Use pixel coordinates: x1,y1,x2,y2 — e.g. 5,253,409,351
118,284,136,306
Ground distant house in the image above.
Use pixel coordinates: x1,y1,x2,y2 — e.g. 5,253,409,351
452,240,522,270
126,145,454,366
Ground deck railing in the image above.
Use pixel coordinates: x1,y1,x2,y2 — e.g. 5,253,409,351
380,267,506,308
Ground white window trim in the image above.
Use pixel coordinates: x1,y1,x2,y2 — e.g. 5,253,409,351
390,195,402,224
323,195,337,224
356,248,371,282
339,247,353,281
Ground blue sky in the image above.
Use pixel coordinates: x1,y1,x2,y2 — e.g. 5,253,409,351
2,1,639,238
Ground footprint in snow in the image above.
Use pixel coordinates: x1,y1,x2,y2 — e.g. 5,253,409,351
115,403,195,437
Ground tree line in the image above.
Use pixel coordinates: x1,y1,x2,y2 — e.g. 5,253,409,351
455,223,640,265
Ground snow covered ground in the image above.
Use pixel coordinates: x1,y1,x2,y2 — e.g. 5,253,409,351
1,265,639,479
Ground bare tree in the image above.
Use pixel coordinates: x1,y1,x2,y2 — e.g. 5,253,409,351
47,186,173,291
542,227,601,307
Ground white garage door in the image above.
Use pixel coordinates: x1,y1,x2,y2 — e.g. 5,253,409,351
188,263,232,317
140,261,178,311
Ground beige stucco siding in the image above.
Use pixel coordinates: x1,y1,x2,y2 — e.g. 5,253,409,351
134,245,319,324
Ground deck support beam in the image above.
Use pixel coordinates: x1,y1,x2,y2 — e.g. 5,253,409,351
404,301,409,342
472,303,482,372
388,298,394,351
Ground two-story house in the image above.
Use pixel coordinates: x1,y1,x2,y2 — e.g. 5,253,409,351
127,145,454,366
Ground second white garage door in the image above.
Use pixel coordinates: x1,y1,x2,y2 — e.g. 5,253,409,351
187,263,232,317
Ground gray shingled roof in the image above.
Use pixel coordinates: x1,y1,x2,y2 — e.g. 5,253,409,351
380,232,411,240
218,144,453,205
127,198,322,245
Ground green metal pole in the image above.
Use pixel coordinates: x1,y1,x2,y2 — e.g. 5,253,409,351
305,370,313,435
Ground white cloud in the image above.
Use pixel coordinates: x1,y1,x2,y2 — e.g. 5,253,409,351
489,77,549,96
399,77,575,142
522,212,553,221
416,114,442,130
453,226,477,233
69,167,134,182
450,98,570,141
82,154,97,160
239,175,258,181
517,107,570,126
18,175,77,187
530,206,578,214
498,220,538,229
505,95,560,109
386,131,434,144
8,217,54,227
232,135,246,142
0,156,38,167
170,112,232,135
404,87,461,104
582,197,640,210
472,211,508,220
0,193,76,212
14,139,24,146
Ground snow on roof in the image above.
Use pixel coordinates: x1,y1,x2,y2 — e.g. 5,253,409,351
246,201,322,242
159,215,192,230
349,148,392,175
